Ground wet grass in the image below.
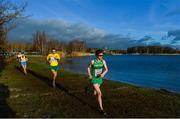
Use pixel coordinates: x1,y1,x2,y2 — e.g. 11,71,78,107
1,56,180,117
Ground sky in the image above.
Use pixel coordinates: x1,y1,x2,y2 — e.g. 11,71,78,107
8,0,180,49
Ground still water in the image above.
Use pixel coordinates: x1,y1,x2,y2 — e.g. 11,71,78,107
61,55,180,92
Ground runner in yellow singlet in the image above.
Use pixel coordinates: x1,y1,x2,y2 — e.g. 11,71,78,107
47,49,60,88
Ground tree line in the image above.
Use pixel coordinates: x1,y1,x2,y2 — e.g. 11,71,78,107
127,46,180,54
8,31,87,55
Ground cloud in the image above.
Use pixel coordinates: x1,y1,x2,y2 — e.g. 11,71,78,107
133,36,154,44
168,30,180,37
160,29,180,46
87,34,136,49
167,30,180,44
148,41,162,46
9,19,180,49
171,40,178,44
8,18,136,49
8,19,180,49
161,35,175,41
132,35,166,47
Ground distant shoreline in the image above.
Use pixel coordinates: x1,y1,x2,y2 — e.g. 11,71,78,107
111,53,180,56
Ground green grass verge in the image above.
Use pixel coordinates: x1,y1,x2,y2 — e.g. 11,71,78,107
0,56,180,117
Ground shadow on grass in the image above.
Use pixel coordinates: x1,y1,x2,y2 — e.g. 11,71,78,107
25,68,102,116
0,51,16,117
14,65,23,73
0,83,16,117
0,59,6,76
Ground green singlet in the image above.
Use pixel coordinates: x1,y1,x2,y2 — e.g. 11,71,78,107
91,59,104,85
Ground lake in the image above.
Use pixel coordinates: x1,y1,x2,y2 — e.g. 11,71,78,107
61,55,180,92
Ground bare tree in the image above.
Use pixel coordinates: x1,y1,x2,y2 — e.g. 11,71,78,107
46,39,67,53
32,31,48,54
0,0,26,50
58,41,67,52
46,39,59,52
67,39,86,53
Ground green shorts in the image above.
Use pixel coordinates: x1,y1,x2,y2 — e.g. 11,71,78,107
91,78,103,85
50,65,59,71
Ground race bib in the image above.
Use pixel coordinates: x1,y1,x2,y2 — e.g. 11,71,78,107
51,57,56,62
95,69,103,77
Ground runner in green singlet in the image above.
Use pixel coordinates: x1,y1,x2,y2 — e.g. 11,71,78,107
87,49,108,115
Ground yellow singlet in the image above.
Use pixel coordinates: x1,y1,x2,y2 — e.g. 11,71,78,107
47,53,60,66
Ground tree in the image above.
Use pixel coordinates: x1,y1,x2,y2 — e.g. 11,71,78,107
127,46,179,54
32,31,69,54
32,31,48,54
0,0,26,50
9,40,32,53
67,39,86,54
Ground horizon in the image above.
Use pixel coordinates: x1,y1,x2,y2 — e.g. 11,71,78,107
8,0,180,49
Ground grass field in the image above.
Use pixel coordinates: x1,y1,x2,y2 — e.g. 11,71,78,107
1,56,180,117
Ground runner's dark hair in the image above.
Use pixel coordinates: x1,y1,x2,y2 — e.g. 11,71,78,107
95,49,104,56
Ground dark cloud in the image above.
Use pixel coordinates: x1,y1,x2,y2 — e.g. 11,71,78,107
166,30,180,44
149,41,161,46
173,36,180,41
131,35,165,47
8,18,137,49
137,36,154,43
132,36,155,45
87,34,136,49
8,19,179,49
171,40,178,44
168,30,180,37
161,36,167,40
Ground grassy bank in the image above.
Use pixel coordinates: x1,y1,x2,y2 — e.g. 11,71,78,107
1,56,180,117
